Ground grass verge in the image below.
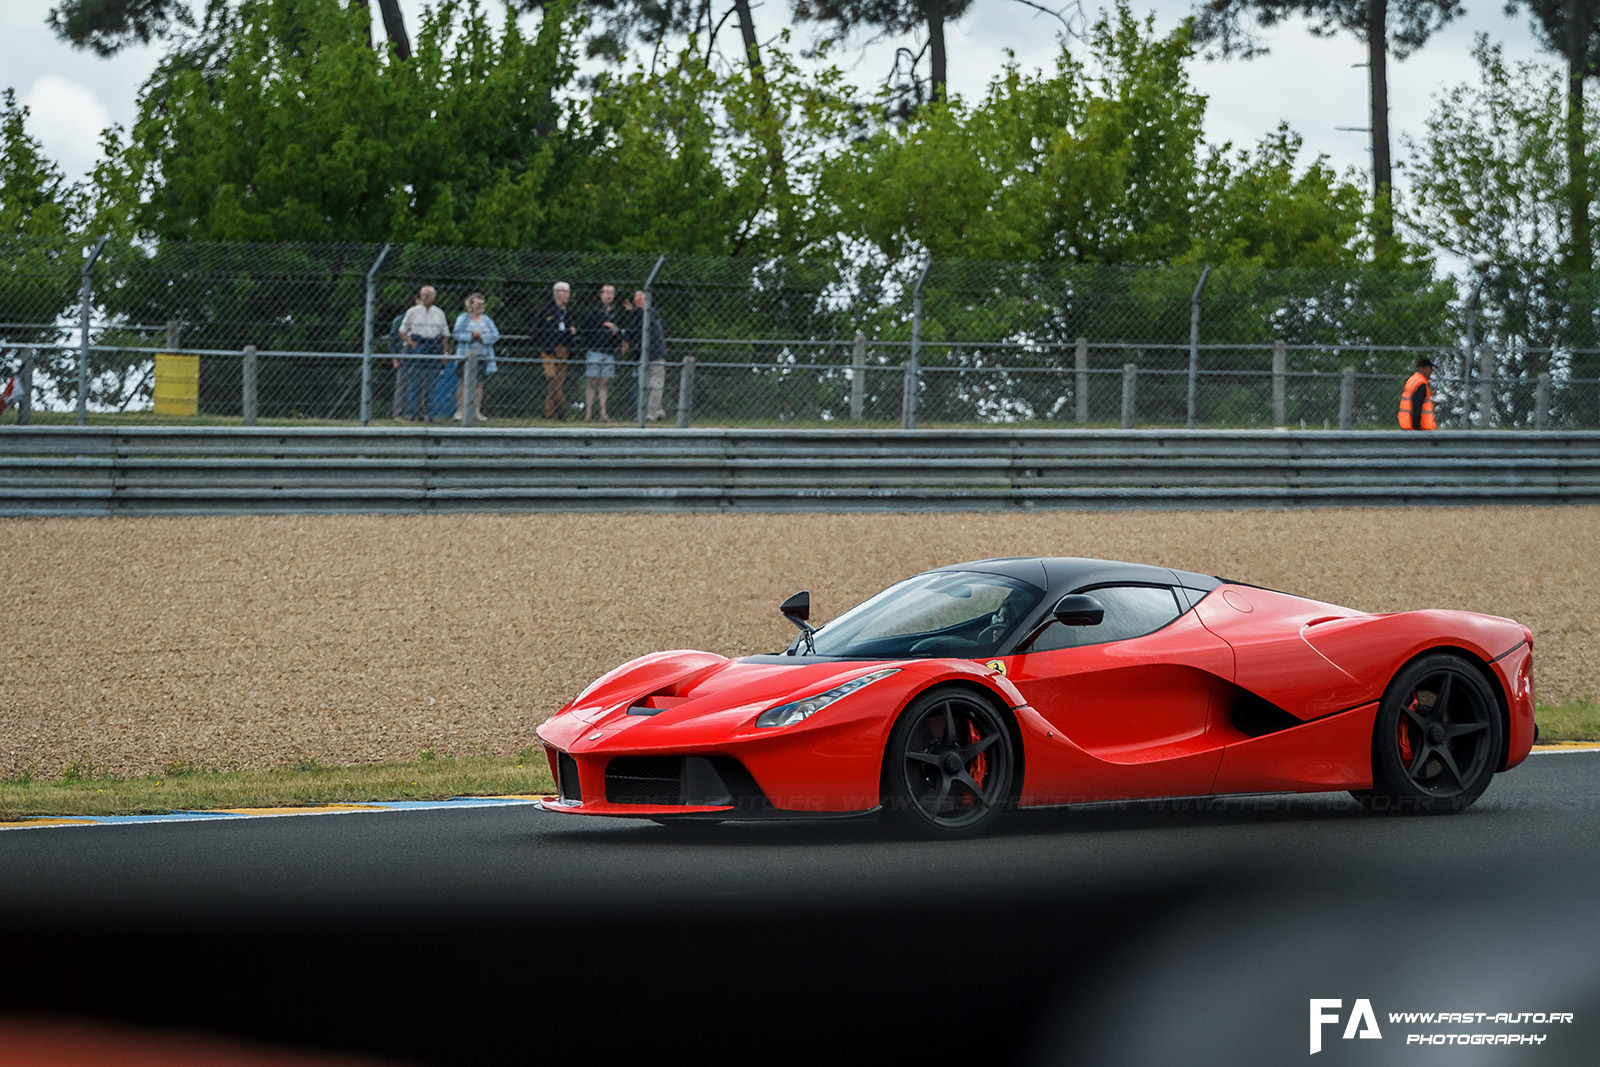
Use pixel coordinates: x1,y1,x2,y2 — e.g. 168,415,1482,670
1536,700,1600,743
0,752,555,823
4,703,1595,822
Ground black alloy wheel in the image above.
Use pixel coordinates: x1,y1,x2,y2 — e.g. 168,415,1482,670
1353,652,1504,814
883,686,1015,838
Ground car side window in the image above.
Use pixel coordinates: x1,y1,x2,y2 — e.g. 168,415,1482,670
1025,585,1183,652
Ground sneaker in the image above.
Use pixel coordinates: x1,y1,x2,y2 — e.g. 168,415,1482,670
453,411,463,421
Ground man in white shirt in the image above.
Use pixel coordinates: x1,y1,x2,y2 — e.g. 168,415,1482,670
399,285,449,421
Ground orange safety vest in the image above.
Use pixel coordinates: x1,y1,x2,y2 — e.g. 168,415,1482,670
1398,371,1436,430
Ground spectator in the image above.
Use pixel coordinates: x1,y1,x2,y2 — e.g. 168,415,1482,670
451,292,500,422
535,281,578,420
399,285,450,422
583,284,625,422
389,296,417,420
1398,356,1436,430
613,291,640,418
632,289,668,423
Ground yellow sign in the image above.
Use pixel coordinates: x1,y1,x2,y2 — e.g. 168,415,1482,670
153,353,199,416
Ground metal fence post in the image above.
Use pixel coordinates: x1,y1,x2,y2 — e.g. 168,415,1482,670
18,348,33,425
1121,364,1137,429
1535,372,1551,431
675,356,695,428
242,345,258,426
1075,338,1089,423
1272,339,1287,426
360,243,391,428
1187,265,1211,429
77,234,109,426
850,331,865,421
637,254,666,428
1477,342,1495,428
903,257,930,430
1338,367,1355,430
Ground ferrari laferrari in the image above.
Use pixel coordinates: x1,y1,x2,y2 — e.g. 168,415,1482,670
537,558,1535,836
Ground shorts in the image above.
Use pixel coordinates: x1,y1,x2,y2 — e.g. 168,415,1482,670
586,350,616,379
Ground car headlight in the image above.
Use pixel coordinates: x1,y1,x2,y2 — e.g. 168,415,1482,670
756,668,901,728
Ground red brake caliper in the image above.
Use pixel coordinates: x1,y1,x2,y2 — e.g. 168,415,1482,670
1397,694,1417,765
965,720,988,806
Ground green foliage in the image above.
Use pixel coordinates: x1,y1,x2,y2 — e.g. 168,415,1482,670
0,91,82,393
820,4,1371,269
0,91,82,241
548,34,856,255
47,0,192,56
99,0,588,246
1407,37,1600,423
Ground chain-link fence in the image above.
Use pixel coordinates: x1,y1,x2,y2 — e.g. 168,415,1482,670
4,237,1598,429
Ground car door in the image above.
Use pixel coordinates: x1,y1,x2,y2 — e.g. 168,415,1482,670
1001,584,1236,801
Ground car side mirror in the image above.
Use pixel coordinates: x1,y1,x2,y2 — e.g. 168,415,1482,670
780,590,810,625
1053,593,1105,626
780,591,815,655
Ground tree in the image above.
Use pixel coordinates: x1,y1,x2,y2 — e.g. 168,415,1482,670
1407,37,1600,424
1192,0,1462,254
96,0,589,246
1504,0,1600,419
0,91,81,240
48,0,414,59
812,4,1429,426
555,36,855,254
46,0,191,55
1505,0,1600,273
820,3,1371,267
793,0,976,104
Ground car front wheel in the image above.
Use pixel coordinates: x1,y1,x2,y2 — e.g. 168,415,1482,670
883,686,1015,838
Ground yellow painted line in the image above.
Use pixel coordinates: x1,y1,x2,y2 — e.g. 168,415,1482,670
0,818,97,828
209,804,385,816
1533,741,1600,752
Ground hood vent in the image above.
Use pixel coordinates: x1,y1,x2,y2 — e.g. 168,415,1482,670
627,693,694,717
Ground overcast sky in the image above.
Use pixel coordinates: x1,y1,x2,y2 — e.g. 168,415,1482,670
5,0,1552,196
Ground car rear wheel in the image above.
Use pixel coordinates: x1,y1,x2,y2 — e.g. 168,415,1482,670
883,687,1014,838
1352,652,1503,814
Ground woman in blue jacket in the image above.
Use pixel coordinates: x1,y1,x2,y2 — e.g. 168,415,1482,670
451,292,500,421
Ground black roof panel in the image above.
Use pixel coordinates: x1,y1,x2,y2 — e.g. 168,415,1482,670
939,557,1223,597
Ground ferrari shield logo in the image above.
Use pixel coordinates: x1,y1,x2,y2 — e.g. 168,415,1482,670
985,660,1007,676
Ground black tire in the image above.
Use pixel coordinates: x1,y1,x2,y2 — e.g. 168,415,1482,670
1352,652,1504,815
882,686,1015,838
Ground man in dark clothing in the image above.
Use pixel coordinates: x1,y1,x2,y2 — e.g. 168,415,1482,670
582,284,627,422
534,281,578,419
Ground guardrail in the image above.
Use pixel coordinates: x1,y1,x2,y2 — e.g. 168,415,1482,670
4,427,1600,516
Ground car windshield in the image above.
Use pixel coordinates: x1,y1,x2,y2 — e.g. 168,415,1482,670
803,570,1045,659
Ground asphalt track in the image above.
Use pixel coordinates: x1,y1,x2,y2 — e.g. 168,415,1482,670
3,751,1598,1067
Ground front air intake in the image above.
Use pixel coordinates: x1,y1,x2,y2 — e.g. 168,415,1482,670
604,756,769,808
557,751,582,803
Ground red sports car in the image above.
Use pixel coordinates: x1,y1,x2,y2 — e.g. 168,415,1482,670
536,558,1536,836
